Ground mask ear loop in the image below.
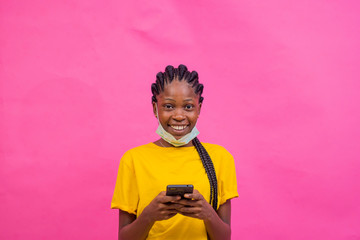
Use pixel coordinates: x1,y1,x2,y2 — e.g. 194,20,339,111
155,104,159,119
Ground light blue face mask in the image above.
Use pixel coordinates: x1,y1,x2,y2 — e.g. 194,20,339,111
155,105,199,147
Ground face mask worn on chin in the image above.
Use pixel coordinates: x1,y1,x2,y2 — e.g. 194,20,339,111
155,106,199,147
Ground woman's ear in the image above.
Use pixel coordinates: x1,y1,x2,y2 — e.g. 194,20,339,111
152,102,158,118
198,102,202,115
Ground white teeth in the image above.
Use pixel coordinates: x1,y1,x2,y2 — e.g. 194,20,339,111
171,125,186,130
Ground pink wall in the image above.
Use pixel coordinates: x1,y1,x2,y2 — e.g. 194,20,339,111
1,0,360,239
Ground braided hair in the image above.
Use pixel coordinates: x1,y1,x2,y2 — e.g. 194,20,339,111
151,64,218,210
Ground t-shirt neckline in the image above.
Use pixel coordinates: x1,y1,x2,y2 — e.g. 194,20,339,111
149,142,196,150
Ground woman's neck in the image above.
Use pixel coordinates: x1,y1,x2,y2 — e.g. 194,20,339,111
153,138,194,148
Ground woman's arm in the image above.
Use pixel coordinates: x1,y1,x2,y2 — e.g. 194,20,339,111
204,200,231,240
118,210,154,240
176,190,232,240
117,191,182,240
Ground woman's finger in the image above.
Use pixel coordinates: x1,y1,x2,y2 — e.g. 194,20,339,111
175,199,196,206
184,193,203,200
163,203,183,209
178,206,202,213
184,189,204,200
160,195,181,203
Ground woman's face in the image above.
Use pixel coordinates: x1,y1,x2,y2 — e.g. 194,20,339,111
153,80,202,140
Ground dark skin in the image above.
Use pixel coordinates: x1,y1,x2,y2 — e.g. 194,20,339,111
118,80,232,240
153,80,201,147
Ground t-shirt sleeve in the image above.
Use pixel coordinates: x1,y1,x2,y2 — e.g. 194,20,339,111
218,147,239,206
111,150,139,215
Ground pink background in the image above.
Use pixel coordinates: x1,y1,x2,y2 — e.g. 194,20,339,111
1,0,360,239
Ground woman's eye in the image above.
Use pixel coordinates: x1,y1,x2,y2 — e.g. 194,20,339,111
164,104,173,109
185,105,194,110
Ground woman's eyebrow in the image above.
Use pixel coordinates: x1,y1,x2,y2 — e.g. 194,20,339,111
183,99,193,102
164,98,176,102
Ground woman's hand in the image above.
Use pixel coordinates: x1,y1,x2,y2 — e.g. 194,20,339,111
119,190,232,240
174,189,232,240
175,189,216,221
141,191,183,221
118,192,182,240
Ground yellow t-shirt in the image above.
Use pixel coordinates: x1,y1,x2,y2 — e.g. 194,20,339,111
111,142,238,240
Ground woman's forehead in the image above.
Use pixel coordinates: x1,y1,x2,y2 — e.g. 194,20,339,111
160,80,198,99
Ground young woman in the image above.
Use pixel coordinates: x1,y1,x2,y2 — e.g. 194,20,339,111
111,64,238,240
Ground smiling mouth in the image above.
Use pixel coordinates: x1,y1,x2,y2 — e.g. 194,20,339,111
170,125,188,131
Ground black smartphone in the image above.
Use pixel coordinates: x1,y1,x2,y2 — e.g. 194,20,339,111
166,184,194,198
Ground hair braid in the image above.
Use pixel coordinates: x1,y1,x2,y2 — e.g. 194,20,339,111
192,137,218,210
151,64,204,104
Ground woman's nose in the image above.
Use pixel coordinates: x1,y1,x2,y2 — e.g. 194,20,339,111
172,109,186,121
